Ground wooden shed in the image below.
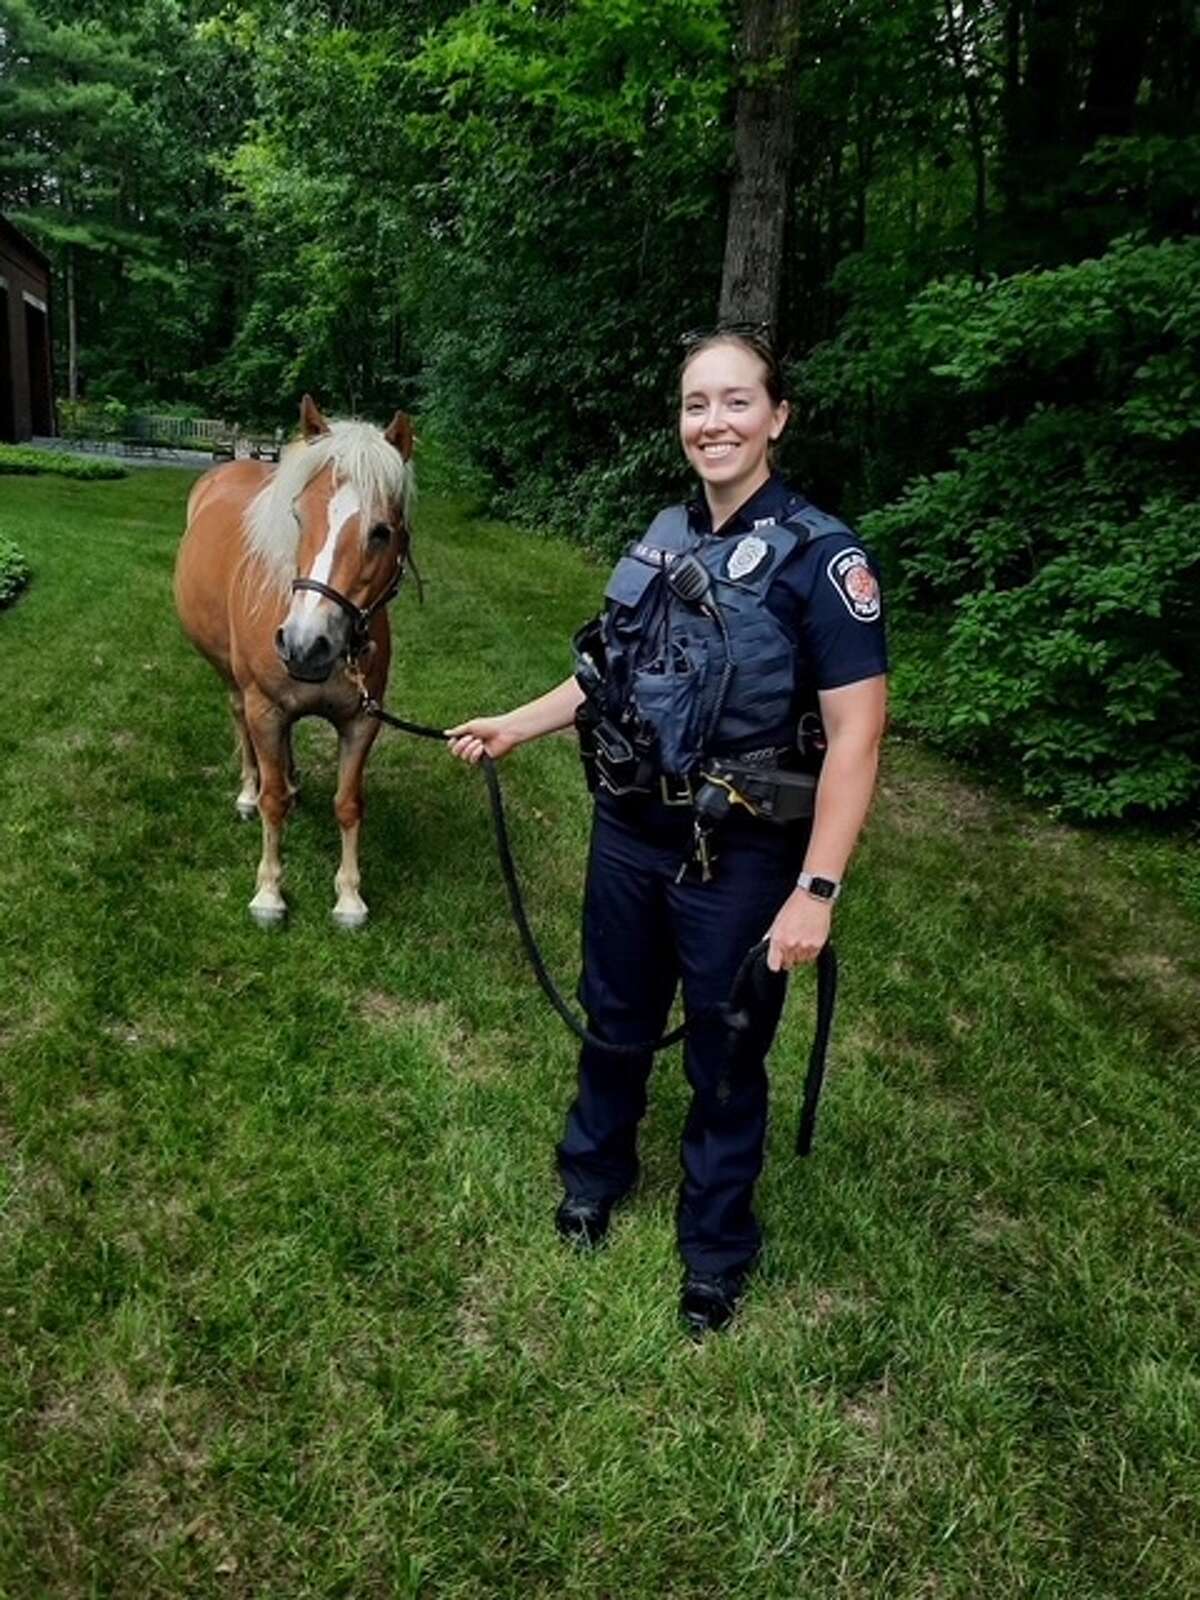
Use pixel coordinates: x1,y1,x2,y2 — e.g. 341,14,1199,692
0,216,54,442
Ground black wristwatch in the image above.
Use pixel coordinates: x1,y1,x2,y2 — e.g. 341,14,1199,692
797,872,841,902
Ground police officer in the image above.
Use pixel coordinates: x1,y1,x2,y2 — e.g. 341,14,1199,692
447,329,887,1335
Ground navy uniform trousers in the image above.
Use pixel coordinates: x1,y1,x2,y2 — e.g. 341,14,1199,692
557,790,810,1276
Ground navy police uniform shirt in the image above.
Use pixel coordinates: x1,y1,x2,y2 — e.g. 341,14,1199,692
687,474,888,752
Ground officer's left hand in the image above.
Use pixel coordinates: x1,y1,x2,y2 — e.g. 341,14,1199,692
766,890,832,971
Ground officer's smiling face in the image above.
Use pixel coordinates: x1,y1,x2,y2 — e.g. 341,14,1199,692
679,341,789,506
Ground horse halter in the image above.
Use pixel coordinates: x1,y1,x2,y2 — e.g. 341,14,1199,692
289,530,419,661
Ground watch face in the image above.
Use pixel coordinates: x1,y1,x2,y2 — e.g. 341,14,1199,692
807,876,837,900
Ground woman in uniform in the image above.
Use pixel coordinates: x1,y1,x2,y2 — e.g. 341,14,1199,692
447,328,887,1335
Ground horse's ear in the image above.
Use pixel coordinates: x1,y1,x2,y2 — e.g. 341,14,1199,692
300,394,330,440
384,410,414,461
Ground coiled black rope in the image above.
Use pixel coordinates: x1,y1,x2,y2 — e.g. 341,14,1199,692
363,697,837,1150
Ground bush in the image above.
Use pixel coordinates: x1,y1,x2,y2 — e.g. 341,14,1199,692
57,396,130,440
859,238,1200,819
0,445,127,481
0,537,30,607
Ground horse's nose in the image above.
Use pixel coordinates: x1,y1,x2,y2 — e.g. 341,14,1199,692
276,622,336,681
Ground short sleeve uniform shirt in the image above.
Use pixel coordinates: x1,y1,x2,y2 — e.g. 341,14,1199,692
687,474,888,754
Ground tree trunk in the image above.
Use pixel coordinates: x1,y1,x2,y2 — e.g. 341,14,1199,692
826,138,843,300
1081,0,1151,145
943,0,988,274
718,0,800,332
1025,0,1076,148
997,0,1023,214
998,0,1081,245
66,246,78,403
852,128,874,253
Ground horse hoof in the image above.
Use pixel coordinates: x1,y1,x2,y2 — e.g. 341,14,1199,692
332,907,368,931
236,801,258,822
249,903,286,928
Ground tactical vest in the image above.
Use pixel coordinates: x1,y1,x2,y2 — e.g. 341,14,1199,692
574,501,853,780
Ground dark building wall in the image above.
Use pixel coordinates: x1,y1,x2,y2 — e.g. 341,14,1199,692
0,218,54,442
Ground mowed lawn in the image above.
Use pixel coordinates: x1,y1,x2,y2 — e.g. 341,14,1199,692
0,467,1197,1600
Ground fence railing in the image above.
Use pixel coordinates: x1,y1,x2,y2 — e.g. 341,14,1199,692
56,404,285,460
129,414,234,444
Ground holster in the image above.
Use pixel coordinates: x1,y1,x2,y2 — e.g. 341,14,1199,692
574,699,659,797
597,717,659,795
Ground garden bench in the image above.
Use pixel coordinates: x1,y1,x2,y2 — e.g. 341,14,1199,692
248,435,282,463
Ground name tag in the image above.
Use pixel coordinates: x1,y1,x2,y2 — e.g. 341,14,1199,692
627,542,677,568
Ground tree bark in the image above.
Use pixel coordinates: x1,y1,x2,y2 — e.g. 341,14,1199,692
1081,0,1151,145
66,246,78,403
718,0,800,332
1025,0,1076,148
943,0,988,274
997,0,1023,213
998,0,1081,237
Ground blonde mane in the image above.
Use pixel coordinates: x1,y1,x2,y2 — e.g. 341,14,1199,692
243,420,416,596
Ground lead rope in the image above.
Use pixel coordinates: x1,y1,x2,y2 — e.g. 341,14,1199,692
362,696,837,1152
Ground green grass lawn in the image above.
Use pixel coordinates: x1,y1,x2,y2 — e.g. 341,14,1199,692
0,468,1197,1599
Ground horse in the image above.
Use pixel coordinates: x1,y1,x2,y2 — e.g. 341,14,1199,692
174,394,416,928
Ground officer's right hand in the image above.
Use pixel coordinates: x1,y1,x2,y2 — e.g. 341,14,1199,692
445,718,520,765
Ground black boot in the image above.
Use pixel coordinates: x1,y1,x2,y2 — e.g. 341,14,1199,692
554,1194,615,1249
679,1267,749,1336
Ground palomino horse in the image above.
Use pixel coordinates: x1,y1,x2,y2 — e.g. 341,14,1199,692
174,395,415,927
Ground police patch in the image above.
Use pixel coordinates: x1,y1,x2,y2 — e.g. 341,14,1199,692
726,535,769,582
827,547,881,621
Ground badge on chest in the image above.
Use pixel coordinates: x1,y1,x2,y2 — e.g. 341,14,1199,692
725,535,770,582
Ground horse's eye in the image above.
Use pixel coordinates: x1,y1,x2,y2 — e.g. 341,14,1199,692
367,522,392,546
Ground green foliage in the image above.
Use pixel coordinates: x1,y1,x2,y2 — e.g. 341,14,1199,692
860,239,1200,819
57,396,129,439
0,444,127,479
400,0,732,546
0,535,30,605
1,0,253,404
1080,136,1200,235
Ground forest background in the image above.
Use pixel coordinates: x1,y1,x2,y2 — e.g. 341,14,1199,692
2,0,1198,824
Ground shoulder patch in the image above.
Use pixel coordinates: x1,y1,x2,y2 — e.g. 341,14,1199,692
726,534,770,581
826,547,881,622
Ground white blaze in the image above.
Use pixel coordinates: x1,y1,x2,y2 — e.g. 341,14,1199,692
298,483,360,616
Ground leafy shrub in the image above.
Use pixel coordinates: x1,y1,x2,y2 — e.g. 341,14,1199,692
57,396,130,440
0,446,127,480
0,537,30,607
859,238,1200,819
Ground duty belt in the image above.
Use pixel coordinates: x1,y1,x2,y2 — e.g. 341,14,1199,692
658,773,693,806
657,749,801,809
